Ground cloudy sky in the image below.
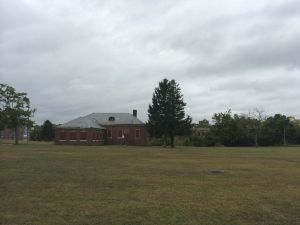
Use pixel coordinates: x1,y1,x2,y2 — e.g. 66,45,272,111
1,0,299,124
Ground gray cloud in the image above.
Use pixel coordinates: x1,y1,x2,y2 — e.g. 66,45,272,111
0,0,300,124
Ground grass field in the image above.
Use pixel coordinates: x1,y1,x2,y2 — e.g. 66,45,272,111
0,143,300,225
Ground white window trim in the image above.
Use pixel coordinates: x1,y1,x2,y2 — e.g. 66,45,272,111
70,132,77,141
79,132,88,141
117,129,123,139
59,132,67,141
92,133,98,141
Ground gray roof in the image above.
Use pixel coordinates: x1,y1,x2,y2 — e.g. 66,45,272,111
59,113,144,129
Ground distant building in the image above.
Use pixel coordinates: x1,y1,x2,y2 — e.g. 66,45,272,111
193,127,210,138
289,117,300,126
0,127,26,140
55,110,148,145
193,119,210,138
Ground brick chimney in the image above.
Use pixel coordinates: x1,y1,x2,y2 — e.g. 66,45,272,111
133,109,137,118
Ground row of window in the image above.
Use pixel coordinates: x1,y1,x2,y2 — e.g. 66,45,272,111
59,129,141,140
59,132,103,141
107,129,140,139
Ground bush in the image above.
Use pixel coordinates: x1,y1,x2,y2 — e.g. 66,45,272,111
175,136,192,146
148,138,165,146
189,134,204,146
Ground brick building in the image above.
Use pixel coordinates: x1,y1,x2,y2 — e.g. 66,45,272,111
55,110,148,145
0,127,26,140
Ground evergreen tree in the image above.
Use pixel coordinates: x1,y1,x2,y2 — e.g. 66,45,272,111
41,120,55,141
30,125,42,141
147,78,192,147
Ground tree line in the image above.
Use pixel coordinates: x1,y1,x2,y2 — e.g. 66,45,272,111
189,110,300,147
147,79,300,147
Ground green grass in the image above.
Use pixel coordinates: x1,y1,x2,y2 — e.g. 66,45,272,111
0,143,300,225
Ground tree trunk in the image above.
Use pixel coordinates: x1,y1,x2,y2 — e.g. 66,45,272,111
255,133,258,147
283,127,286,146
163,134,167,147
26,126,29,144
14,127,18,145
170,134,174,148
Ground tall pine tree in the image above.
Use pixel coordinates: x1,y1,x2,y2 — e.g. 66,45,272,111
147,78,192,147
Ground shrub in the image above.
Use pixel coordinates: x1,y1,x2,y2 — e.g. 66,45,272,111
148,138,164,146
175,136,192,146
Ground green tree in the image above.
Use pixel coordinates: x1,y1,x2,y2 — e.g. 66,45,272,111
30,125,42,141
147,78,192,147
260,114,295,146
0,109,4,131
198,119,210,128
41,120,55,141
209,110,236,146
209,110,254,146
0,84,35,144
248,108,265,146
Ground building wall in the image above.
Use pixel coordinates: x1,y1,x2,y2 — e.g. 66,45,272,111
194,127,210,138
55,128,105,145
55,125,148,145
104,125,148,145
0,127,25,140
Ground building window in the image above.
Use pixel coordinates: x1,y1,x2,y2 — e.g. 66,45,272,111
80,132,87,140
135,129,140,139
70,132,77,140
60,132,66,140
107,129,112,138
93,132,98,140
118,130,123,138
108,116,115,121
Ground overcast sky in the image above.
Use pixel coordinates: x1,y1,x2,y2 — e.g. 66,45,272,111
1,0,299,124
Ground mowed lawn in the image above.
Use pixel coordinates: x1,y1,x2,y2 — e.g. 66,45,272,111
0,143,300,225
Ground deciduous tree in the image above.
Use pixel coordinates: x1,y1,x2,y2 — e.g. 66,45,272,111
260,114,294,146
0,84,35,144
